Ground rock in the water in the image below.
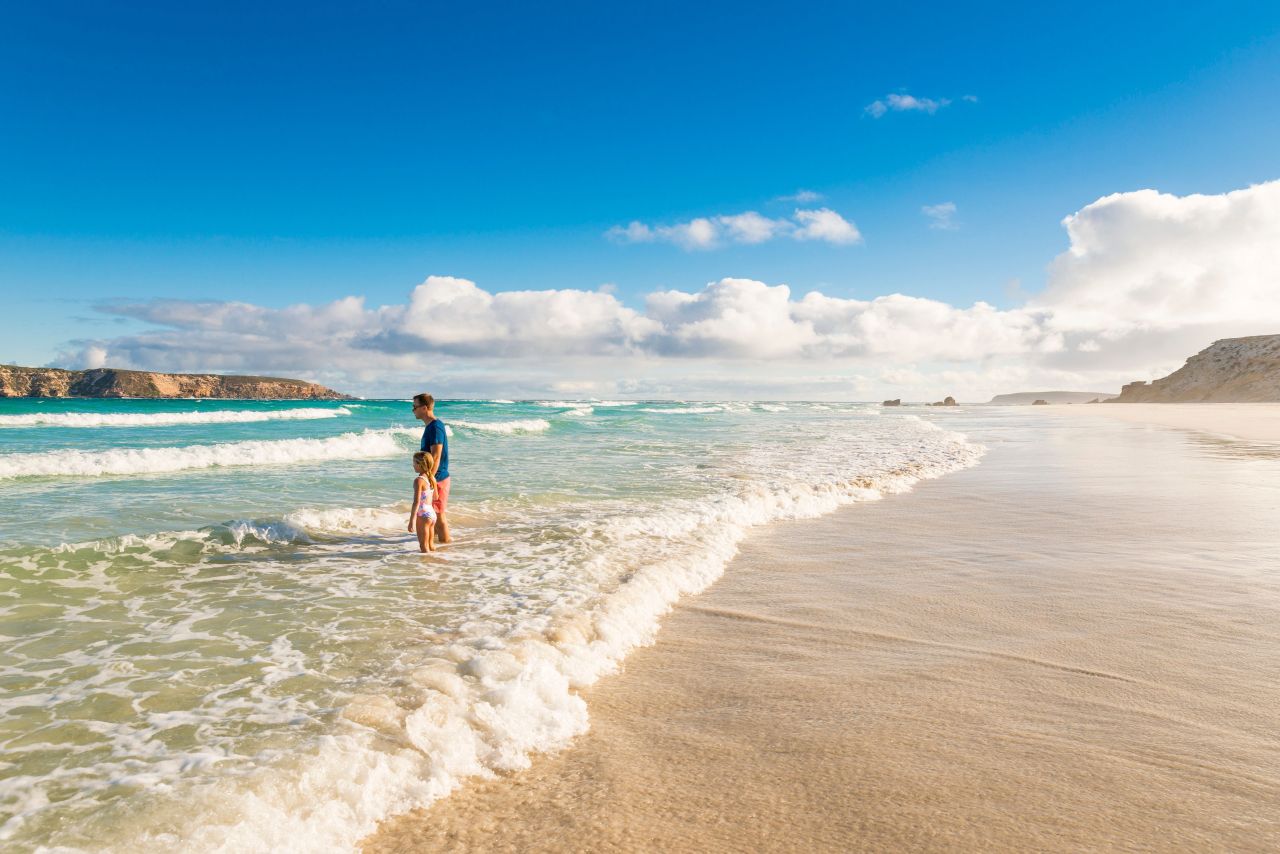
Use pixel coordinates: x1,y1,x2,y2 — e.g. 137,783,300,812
1109,334,1280,402
1032,399,1049,405
928,396,958,407
0,366,350,399
882,399,902,407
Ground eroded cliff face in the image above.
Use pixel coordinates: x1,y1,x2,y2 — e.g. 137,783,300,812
0,366,350,399
1109,335,1280,402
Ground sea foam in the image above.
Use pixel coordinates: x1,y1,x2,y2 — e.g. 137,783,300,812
0,407,350,429
449,419,552,435
0,428,417,479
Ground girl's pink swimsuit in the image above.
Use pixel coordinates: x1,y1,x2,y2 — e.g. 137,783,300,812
416,476,437,520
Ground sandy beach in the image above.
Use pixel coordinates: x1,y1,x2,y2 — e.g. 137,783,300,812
1035,401,1280,443
365,407,1280,853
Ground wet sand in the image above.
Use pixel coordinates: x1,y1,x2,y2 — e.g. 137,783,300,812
364,414,1280,852
1037,401,1280,443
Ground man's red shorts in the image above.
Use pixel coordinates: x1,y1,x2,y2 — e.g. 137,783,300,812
433,477,450,516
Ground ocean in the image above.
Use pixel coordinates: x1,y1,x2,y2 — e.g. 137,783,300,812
0,398,982,852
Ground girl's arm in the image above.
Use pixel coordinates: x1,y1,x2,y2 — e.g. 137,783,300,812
408,478,423,530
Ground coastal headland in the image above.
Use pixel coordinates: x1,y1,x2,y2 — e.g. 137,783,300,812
1109,334,1280,402
0,365,350,399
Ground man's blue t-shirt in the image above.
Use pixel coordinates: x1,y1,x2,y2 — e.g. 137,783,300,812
420,419,449,481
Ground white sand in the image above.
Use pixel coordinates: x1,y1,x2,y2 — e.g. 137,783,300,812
1034,401,1280,443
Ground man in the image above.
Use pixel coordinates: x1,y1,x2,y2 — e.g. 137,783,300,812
412,392,451,544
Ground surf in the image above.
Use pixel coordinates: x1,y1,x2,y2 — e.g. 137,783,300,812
0,406,351,429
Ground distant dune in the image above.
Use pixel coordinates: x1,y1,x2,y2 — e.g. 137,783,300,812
0,366,350,399
1110,334,1280,402
989,391,1114,405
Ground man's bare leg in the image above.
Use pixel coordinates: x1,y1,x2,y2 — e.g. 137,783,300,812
435,513,451,544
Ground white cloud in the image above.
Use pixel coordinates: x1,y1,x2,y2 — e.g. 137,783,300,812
793,208,863,244
608,208,861,249
775,189,824,203
66,276,1048,370
1033,182,1280,339
606,221,655,243
865,91,974,118
922,201,958,230
56,180,1280,399
645,278,821,358
887,93,948,113
717,211,792,244
660,217,720,250
606,218,721,250
81,345,109,369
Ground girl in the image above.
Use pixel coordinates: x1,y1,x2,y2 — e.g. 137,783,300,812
408,451,438,552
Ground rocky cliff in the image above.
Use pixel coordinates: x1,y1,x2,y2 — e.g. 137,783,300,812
0,366,350,399
1108,334,1280,402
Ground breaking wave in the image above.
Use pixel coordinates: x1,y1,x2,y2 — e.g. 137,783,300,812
0,428,417,480
448,419,552,435
0,407,351,429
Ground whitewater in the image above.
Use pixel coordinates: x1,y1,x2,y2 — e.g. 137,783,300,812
0,406,351,429
0,398,983,852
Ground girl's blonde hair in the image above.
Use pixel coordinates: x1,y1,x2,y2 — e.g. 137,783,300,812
412,451,435,479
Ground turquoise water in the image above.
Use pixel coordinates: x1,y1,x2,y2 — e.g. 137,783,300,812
0,398,982,851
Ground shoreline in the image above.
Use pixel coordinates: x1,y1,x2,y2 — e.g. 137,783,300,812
364,414,1280,852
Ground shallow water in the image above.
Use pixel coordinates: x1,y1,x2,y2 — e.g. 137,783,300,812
0,398,982,851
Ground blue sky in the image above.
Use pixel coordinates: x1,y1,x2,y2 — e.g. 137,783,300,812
3,2,1280,398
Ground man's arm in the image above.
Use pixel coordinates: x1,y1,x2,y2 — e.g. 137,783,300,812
427,442,443,477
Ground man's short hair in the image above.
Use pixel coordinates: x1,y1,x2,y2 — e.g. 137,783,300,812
413,393,435,409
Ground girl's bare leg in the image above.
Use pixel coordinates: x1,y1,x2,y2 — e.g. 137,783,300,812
426,520,435,551
415,516,429,553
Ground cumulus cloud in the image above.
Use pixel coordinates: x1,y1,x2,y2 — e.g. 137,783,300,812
793,208,863,244
922,202,958,230
54,180,1280,399
354,276,652,357
62,275,1052,375
607,208,860,249
1033,182,1280,336
717,211,792,244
